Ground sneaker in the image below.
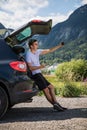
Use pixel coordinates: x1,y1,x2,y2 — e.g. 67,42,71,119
57,103,67,110
62,106,67,110
53,103,64,112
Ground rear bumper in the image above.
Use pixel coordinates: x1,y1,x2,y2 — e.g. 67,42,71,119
14,87,38,104
1,74,39,106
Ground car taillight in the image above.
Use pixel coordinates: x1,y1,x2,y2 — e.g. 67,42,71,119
31,19,42,23
9,61,27,72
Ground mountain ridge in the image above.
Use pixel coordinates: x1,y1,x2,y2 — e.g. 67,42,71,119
37,4,87,48
35,4,87,64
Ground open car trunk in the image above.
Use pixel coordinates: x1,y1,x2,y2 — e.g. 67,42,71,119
5,19,52,47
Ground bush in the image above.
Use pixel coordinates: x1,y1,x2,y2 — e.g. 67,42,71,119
55,59,87,81
37,75,87,97
80,82,87,95
60,82,81,97
38,91,44,96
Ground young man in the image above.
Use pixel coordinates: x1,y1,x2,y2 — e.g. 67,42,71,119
26,39,67,111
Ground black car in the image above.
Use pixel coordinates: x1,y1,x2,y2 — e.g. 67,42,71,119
0,19,52,119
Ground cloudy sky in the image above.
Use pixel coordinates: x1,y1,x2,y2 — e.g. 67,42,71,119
0,0,87,29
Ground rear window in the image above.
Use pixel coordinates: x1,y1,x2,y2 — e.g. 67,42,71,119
16,27,31,41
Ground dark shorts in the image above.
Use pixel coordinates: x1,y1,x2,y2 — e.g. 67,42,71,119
32,73,50,90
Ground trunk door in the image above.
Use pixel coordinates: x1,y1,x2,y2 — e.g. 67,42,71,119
5,19,52,47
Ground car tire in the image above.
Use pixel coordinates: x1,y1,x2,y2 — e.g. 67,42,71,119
0,87,8,119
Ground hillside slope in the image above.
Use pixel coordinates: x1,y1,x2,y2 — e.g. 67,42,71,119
36,4,87,63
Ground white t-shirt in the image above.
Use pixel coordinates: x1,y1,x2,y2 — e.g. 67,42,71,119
26,49,43,75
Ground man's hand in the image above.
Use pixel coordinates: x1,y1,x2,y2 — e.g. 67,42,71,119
40,64,46,69
60,42,64,46
41,42,65,55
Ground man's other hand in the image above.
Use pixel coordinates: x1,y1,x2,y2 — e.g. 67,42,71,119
61,42,64,46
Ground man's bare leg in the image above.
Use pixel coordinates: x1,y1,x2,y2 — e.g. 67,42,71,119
48,84,58,103
43,87,54,105
43,85,67,111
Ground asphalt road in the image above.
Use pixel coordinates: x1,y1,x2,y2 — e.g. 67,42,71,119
0,96,87,130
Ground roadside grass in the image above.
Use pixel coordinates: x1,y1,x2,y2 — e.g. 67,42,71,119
38,75,87,97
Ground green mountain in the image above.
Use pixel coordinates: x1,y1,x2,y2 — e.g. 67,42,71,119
35,4,87,64
0,23,14,38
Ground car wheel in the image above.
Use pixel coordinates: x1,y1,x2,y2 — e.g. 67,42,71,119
0,87,8,119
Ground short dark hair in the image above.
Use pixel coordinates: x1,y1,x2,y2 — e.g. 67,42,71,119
28,39,37,48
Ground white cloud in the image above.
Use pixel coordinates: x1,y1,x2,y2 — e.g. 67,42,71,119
0,0,71,29
32,11,72,27
0,0,49,29
81,0,87,4
1,0,86,29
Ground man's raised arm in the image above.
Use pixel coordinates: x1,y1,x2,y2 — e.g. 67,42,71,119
41,42,64,55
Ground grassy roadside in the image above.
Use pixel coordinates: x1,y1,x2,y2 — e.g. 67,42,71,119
38,75,87,97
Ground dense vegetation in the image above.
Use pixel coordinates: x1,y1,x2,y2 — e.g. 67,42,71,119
40,39,87,65
39,59,87,97
38,75,87,97
38,5,87,64
55,59,87,81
